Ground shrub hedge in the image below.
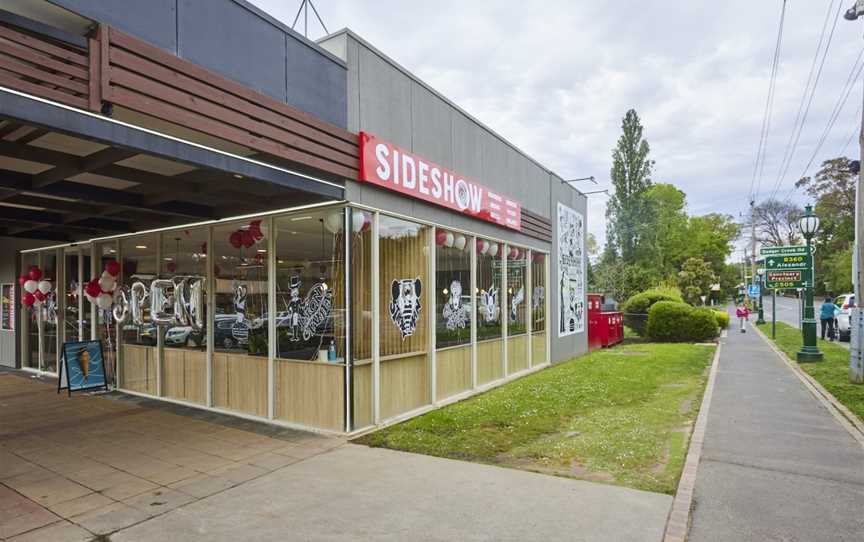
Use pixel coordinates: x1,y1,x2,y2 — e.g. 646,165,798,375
647,301,719,342
623,286,685,336
713,310,730,329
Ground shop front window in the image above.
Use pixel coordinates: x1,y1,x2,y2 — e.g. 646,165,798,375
531,252,547,365
213,220,268,416
159,228,208,405
21,252,38,370
476,237,503,384
379,215,430,419
506,245,528,373
95,242,118,381
274,208,349,430
435,228,472,399
119,235,158,394
350,209,373,429
41,250,58,373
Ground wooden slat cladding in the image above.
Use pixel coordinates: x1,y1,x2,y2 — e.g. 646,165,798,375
0,22,90,110
104,27,358,181
521,208,552,242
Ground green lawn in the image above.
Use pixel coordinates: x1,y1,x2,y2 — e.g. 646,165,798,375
356,343,715,494
757,321,864,421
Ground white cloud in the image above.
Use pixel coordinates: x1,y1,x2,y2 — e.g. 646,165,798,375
253,0,863,253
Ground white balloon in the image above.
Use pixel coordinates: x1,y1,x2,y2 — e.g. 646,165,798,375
98,275,116,293
352,212,365,233
96,293,113,310
480,240,490,255
454,235,467,251
37,280,52,294
444,232,455,248
324,212,343,234
24,280,38,294
488,243,499,257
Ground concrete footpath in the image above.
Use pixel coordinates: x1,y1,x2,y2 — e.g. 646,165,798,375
687,320,864,541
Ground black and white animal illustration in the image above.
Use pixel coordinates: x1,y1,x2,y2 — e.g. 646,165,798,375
479,285,499,323
389,278,422,340
510,285,524,322
442,280,468,330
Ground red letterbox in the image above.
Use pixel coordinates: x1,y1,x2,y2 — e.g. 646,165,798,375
587,293,604,351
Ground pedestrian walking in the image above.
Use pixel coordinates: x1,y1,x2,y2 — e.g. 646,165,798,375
819,296,840,341
736,303,749,333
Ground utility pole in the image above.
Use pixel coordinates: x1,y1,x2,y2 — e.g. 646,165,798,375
843,1,864,382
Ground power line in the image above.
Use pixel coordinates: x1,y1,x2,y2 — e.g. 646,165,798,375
783,50,864,202
768,0,841,202
840,105,862,155
749,0,788,207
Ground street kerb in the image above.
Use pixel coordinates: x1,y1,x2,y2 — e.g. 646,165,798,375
662,341,722,542
752,324,864,449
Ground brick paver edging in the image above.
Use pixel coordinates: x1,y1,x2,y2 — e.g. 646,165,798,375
752,325,864,449
661,342,722,542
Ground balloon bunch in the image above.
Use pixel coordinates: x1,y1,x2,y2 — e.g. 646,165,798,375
19,266,52,307
85,260,121,310
435,230,469,251
475,239,501,257
507,246,524,260
229,219,266,249
323,211,372,234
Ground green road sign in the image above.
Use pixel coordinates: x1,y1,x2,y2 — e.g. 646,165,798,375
764,253,812,271
765,270,804,289
759,245,813,257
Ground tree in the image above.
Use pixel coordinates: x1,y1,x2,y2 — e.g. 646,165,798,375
639,183,688,275
677,257,716,305
796,157,855,252
592,260,658,304
795,157,855,295
682,213,740,274
749,199,802,247
606,109,654,262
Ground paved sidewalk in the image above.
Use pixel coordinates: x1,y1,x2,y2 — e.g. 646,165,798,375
688,320,864,541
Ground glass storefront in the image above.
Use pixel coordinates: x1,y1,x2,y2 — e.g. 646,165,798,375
435,228,472,399
17,204,549,432
476,237,503,385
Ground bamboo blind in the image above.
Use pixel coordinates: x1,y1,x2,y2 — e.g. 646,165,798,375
378,226,429,357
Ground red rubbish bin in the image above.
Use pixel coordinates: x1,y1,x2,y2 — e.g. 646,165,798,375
587,293,604,351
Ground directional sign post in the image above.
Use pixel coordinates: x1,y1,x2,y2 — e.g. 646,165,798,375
760,245,811,290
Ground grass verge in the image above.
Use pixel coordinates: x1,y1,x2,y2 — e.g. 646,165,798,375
757,321,864,421
356,342,715,494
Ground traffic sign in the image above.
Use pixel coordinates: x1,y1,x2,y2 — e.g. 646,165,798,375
764,253,811,271
748,284,760,298
766,270,804,289
760,245,814,257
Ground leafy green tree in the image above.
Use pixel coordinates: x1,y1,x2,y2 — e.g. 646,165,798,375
606,109,654,262
593,260,658,304
680,213,740,276
639,183,688,275
677,257,716,305
795,157,855,295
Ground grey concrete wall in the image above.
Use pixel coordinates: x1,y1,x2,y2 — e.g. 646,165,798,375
0,238,54,367
319,30,588,363
48,0,347,127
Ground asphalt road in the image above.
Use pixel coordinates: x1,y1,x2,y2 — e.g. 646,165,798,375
761,294,850,350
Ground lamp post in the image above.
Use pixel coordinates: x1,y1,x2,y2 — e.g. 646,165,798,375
756,267,766,325
797,204,823,362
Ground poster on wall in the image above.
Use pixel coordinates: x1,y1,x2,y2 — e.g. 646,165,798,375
58,340,108,396
557,203,585,337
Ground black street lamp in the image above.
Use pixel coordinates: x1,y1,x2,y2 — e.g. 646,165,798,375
756,267,766,325
797,205,823,362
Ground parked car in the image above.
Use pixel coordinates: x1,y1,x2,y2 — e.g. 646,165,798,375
214,314,249,349
165,326,205,347
834,293,855,342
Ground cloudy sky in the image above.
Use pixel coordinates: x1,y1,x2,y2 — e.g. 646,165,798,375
253,0,863,252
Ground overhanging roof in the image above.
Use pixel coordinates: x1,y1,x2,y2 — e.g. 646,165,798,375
0,87,344,242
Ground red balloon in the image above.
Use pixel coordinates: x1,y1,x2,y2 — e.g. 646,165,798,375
240,229,255,248
435,230,448,246
476,239,484,253
28,266,42,281
104,260,121,277
229,230,243,249
85,280,102,298
22,292,35,307
166,262,177,274
33,290,46,302
18,275,28,286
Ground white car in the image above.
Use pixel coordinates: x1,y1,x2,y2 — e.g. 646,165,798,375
834,293,855,342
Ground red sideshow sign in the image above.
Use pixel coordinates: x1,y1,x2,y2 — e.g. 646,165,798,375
358,132,522,231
